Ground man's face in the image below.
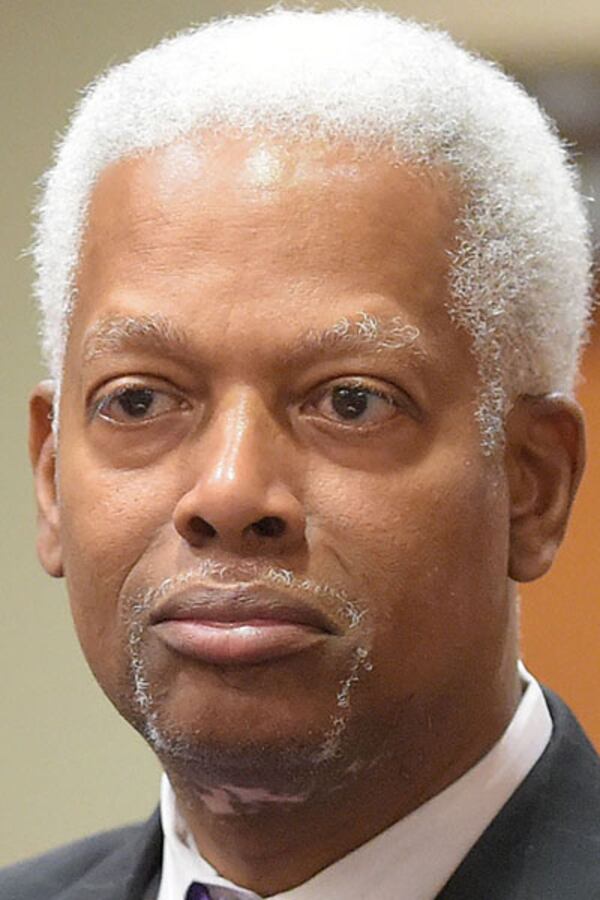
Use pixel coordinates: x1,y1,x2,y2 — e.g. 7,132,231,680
40,134,515,793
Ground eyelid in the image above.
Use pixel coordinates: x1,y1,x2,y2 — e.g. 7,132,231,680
88,379,189,423
312,376,414,408
303,376,419,427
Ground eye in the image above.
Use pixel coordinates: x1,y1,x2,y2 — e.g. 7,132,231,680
93,385,186,424
309,380,402,427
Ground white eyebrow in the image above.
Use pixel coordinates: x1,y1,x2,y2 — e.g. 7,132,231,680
294,311,422,357
81,313,189,364
80,309,424,368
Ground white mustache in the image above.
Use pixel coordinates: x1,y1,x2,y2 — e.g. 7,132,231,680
125,560,365,629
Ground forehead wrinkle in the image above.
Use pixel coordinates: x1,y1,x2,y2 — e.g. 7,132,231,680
81,313,190,364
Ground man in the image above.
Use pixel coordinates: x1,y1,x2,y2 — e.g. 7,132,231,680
3,7,599,899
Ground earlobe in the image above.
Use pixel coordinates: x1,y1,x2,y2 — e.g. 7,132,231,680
29,381,64,578
506,395,585,583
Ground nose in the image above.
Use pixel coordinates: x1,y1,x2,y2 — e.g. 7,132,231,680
172,391,306,554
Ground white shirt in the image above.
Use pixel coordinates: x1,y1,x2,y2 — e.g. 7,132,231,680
158,664,552,900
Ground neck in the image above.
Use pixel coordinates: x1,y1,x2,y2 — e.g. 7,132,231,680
162,658,521,896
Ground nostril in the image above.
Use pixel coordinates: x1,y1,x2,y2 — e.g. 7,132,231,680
189,516,217,538
252,516,286,538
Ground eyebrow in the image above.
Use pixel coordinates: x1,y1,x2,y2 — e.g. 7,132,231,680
81,310,424,367
288,311,423,362
82,314,189,364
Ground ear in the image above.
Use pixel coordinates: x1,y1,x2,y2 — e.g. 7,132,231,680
505,394,585,583
29,381,64,578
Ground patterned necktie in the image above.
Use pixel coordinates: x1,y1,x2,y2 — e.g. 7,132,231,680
185,884,212,900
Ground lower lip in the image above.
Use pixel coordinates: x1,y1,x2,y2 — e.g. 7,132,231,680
152,618,327,665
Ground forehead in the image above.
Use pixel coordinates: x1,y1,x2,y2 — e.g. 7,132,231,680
70,131,467,369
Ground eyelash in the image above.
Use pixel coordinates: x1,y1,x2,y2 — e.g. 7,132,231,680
90,382,187,424
305,379,404,428
89,378,409,430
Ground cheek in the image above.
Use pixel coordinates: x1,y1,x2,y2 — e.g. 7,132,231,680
307,456,510,673
56,453,177,674
311,456,506,574
58,436,176,567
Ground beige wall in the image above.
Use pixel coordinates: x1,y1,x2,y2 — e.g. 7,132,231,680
2,0,599,868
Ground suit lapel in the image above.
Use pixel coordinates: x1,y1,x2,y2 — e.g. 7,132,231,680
436,689,600,899
58,810,162,900
141,869,161,900
52,690,598,900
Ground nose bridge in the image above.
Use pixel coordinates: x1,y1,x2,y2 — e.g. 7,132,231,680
205,387,275,489
173,385,305,551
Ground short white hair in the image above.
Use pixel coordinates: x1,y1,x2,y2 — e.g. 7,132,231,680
34,7,593,447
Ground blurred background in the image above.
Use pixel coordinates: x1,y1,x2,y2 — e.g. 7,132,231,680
1,0,599,867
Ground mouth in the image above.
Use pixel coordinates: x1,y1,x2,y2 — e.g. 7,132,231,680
148,584,340,666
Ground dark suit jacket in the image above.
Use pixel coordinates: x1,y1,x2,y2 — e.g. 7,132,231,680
2,689,599,899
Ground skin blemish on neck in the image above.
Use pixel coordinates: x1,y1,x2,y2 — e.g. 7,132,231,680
198,784,311,816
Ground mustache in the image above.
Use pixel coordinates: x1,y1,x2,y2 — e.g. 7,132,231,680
123,560,366,630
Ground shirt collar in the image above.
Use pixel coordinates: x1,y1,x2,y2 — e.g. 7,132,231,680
158,663,552,900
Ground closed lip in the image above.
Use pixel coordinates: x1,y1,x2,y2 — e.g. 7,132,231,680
149,583,340,634
147,582,340,665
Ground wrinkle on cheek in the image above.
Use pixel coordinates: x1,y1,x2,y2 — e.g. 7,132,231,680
296,497,378,764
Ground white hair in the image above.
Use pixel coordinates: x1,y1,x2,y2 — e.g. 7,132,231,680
33,7,593,447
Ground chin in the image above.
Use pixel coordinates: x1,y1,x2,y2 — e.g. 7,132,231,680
112,666,371,798
139,709,364,799
104,624,378,793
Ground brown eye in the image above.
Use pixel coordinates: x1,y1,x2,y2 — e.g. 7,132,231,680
95,386,184,424
315,382,399,426
331,386,370,419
